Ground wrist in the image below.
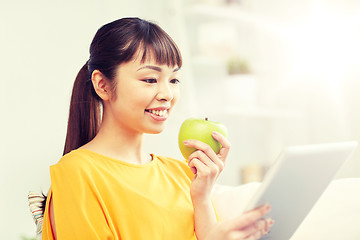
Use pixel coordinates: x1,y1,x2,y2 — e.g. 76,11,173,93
192,199,218,240
191,194,212,206
192,198,214,213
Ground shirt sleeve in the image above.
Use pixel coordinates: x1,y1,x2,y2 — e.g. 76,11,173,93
49,157,114,240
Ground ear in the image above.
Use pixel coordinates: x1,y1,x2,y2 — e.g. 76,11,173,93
91,70,111,101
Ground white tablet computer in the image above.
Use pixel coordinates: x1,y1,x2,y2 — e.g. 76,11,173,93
242,141,358,240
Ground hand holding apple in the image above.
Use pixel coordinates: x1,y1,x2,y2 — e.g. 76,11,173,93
178,117,230,211
178,117,228,159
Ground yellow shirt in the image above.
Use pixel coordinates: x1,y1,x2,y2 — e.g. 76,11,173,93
42,149,197,240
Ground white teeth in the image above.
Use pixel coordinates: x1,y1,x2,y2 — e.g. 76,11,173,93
150,109,167,117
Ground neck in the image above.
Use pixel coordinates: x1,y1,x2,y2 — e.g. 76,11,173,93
81,119,150,165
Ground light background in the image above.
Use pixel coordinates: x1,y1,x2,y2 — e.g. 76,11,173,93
1,0,360,239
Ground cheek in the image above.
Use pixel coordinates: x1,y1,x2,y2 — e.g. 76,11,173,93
172,88,180,105
129,90,154,110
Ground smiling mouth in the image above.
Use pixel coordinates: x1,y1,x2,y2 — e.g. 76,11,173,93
145,109,168,117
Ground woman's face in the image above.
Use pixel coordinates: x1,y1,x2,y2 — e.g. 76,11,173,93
102,53,181,135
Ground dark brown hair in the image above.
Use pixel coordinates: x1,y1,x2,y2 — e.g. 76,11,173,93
63,17,182,155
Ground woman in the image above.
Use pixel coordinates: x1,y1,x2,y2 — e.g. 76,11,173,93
42,17,273,240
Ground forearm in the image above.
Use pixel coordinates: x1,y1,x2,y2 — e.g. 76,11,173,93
192,198,218,240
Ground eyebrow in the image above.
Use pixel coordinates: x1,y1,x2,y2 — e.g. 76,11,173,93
137,65,180,72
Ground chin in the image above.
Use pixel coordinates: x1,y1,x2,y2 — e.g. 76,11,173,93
142,120,167,134
146,129,164,134
145,125,166,134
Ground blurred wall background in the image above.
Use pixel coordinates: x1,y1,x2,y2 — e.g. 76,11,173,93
1,0,360,239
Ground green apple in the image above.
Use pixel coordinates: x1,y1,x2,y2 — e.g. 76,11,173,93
178,117,228,159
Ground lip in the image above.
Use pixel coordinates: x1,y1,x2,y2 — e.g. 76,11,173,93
146,106,170,111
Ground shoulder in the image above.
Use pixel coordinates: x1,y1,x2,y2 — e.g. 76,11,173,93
49,149,105,190
51,149,95,175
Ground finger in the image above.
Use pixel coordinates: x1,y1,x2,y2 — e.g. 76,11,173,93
227,204,271,231
189,164,197,175
188,151,221,179
226,218,272,239
188,158,210,178
184,139,218,160
188,150,222,171
184,140,224,171
188,150,211,165
262,218,274,234
244,229,263,240
228,230,263,240
241,218,274,238
212,131,231,162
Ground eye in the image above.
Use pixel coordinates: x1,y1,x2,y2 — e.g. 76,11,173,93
170,79,181,84
142,78,157,84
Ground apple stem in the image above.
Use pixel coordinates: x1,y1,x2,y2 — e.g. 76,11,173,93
205,117,208,121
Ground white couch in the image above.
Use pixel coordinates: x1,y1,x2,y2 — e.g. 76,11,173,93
211,178,360,239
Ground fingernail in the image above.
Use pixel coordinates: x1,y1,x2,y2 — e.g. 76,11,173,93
269,219,275,226
183,140,189,145
265,204,271,211
212,131,219,136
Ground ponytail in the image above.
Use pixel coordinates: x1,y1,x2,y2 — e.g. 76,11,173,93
63,62,101,155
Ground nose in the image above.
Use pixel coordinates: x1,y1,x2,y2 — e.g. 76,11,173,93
156,82,174,102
